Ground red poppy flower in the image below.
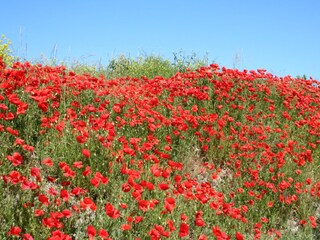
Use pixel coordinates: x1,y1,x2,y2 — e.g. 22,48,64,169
60,189,69,201
61,209,72,218
34,209,44,217
95,171,108,184
191,105,198,112
158,183,169,191
198,234,207,240
164,197,175,213
309,216,317,228
105,203,120,219
76,134,88,144
121,182,131,192
7,152,23,166
30,167,41,181
41,158,53,167
47,230,72,240
121,224,131,231
181,213,188,222
195,218,206,227
235,231,244,240
82,166,92,176
72,161,83,168
6,127,19,136
22,233,34,240
80,197,97,211
82,148,91,158
38,194,49,206
38,102,48,112
90,177,100,188
7,226,22,236
14,137,24,146
87,225,96,238
98,229,110,239
179,223,189,237
123,147,136,156
212,226,229,239
135,216,144,223
138,199,150,212
120,203,128,209
113,104,121,113
148,228,161,240
167,219,176,231
0,103,8,111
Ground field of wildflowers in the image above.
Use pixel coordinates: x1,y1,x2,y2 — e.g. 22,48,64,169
0,54,319,239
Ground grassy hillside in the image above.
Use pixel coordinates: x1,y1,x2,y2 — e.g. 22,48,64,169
0,55,319,239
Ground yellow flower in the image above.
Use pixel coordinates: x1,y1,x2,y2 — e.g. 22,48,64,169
0,34,14,67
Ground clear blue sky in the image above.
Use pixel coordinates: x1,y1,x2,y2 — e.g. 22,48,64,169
1,1,320,79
